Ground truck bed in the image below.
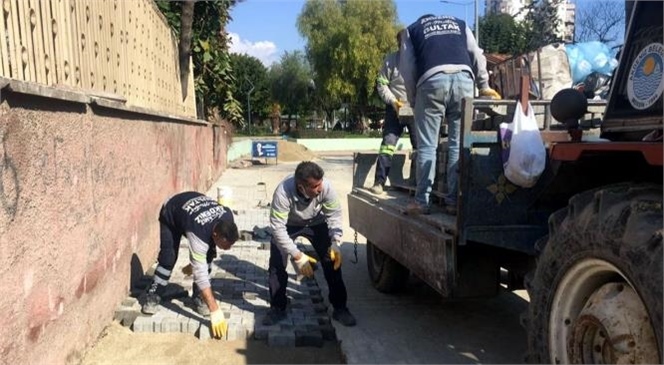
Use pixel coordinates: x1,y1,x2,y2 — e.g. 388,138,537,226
351,186,457,236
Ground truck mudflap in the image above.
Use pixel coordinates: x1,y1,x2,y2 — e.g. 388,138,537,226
348,190,456,297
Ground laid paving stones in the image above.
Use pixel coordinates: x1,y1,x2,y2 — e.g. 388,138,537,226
114,202,337,346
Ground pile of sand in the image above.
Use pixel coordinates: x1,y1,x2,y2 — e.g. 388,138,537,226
276,140,317,162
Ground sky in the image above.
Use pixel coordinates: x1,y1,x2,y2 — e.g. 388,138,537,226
227,0,623,67
227,0,485,66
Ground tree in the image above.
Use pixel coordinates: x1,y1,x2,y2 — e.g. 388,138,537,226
269,51,314,130
297,0,400,127
478,13,529,55
229,54,271,129
156,0,244,125
522,0,563,51
575,0,624,45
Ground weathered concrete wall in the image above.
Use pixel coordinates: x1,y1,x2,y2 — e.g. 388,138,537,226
0,91,227,364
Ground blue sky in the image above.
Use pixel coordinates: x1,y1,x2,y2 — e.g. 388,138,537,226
227,0,623,66
228,0,484,66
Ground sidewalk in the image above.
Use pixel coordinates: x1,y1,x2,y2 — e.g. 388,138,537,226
112,160,338,347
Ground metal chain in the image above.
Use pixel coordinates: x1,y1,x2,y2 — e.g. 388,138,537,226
350,230,359,264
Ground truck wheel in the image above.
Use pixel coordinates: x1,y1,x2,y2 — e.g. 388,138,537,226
527,184,662,364
367,240,409,293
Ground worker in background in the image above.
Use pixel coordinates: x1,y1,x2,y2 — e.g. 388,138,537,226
142,191,239,339
400,14,501,215
370,30,418,195
263,161,356,327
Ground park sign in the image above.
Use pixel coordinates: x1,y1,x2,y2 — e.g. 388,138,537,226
252,141,278,164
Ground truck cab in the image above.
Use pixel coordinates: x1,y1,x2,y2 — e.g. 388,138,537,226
348,1,662,363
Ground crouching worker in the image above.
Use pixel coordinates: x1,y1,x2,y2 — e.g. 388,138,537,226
264,161,356,327
142,191,239,339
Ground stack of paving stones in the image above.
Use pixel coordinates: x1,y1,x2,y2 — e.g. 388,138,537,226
113,206,336,347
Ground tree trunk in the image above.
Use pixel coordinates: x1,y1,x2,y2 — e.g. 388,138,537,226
179,0,195,100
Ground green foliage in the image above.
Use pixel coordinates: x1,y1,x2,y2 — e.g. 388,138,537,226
478,13,529,55
269,51,314,119
522,0,563,51
156,0,244,125
297,0,400,124
292,129,383,139
230,54,271,125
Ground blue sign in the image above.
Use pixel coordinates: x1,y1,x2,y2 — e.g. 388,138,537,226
252,141,278,158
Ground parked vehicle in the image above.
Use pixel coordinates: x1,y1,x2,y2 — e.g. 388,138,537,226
348,2,662,363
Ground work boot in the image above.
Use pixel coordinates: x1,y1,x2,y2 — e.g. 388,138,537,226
141,282,163,315
404,201,430,215
369,184,384,195
262,308,287,326
332,308,357,327
192,295,210,316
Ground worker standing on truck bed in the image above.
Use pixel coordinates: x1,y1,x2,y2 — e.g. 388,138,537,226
400,14,500,215
263,161,357,327
370,31,417,195
142,191,240,339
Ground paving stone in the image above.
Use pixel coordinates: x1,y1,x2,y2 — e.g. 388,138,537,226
121,297,138,307
295,330,324,347
132,315,155,332
319,324,336,340
227,325,248,341
313,303,328,313
268,331,296,347
317,316,331,325
311,295,324,304
121,312,140,328
252,325,271,340
198,323,211,340
161,317,180,333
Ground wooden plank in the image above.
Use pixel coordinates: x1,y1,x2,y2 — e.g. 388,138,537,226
7,0,22,79
30,0,46,83
65,0,81,87
0,0,10,76
17,0,35,81
52,0,67,84
39,0,57,84
74,0,90,89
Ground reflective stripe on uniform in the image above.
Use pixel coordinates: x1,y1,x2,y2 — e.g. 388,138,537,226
323,199,340,210
377,75,389,85
190,251,206,263
271,209,288,219
379,144,396,156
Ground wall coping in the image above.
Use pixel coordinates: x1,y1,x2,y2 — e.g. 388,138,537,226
0,77,208,126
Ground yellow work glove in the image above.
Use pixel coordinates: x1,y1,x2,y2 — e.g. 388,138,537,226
294,253,318,278
480,88,502,100
392,100,404,112
329,239,342,270
181,263,193,276
210,309,227,339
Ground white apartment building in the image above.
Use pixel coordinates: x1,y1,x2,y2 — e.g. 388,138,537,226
485,0,576,42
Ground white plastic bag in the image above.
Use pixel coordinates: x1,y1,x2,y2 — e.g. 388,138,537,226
499,102,546,188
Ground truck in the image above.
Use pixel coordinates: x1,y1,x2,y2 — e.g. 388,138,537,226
347,1,662,363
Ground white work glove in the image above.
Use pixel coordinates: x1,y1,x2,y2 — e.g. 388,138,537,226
480,88,502,100
294,252,318,278
210,309,227,339
329,239,342,270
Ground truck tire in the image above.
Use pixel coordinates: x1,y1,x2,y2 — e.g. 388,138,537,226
367,240,409,293
527,183,662,364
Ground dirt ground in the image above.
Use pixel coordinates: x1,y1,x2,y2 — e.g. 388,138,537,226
275,140,318,162
79,322,342,365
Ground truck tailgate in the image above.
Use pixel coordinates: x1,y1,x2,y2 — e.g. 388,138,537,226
348,188,456,297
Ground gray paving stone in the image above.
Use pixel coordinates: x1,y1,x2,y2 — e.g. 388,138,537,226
121,297,138,307
132,315,155,332
295,330,324,347
268,331,296,347
161,317,180,333
252,325,271,340
198,323,211,340
227,325,248,341
319,324,336,340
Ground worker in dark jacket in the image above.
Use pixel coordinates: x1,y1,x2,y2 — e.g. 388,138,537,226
400,15,501,215
142,191,239,339
370,31,417,195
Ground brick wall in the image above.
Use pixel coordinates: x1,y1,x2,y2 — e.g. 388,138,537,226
0,90,227,364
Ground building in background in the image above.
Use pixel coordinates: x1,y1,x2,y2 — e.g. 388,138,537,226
485,0,576,42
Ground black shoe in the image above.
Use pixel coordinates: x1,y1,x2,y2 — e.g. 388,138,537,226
193,295,210,316
141,283,162,315
262,308,287,326
332,308,357,327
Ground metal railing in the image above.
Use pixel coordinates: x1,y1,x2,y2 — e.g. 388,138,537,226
0,0,195,117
